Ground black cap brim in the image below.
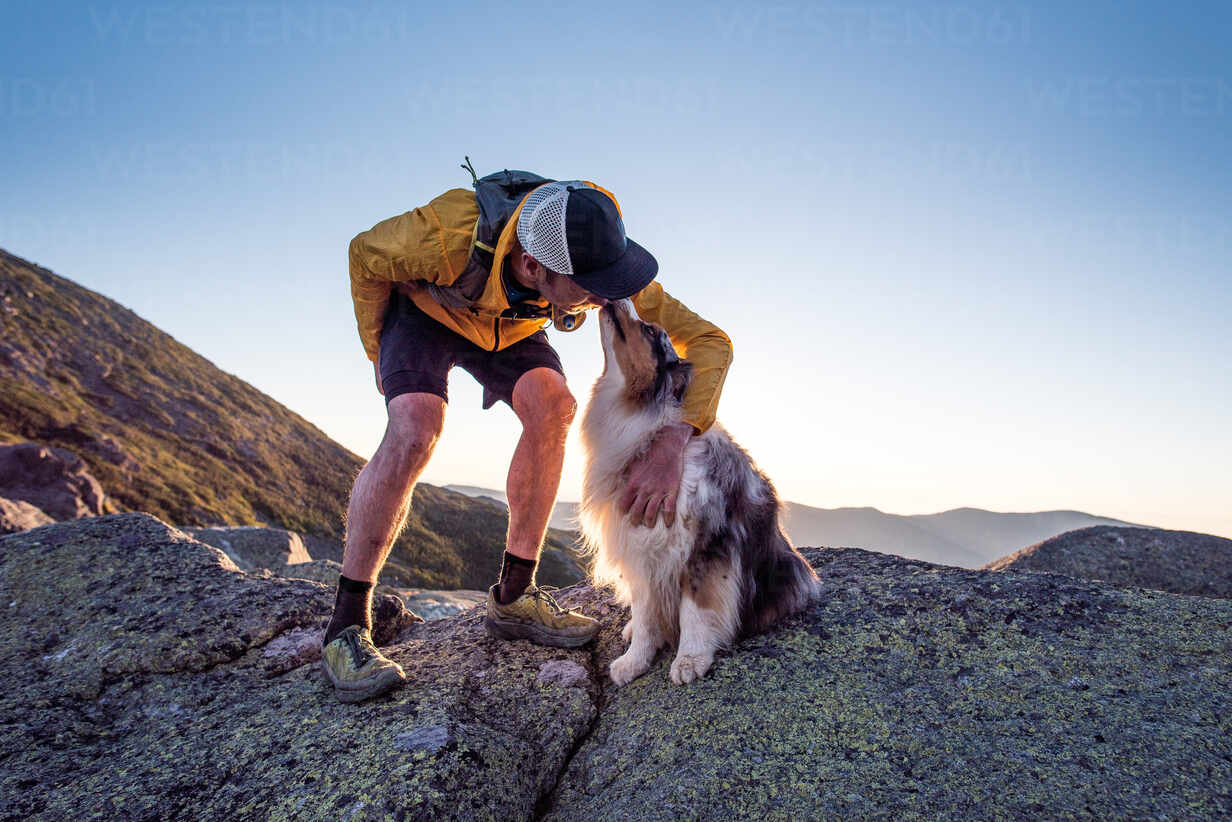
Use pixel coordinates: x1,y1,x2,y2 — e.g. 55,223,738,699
568,238,658,300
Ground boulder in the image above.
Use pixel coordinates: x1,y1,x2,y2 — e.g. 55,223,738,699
0,441,104,520
2,515,1229,821
402,589,489,621
279,557,407,598
279,561,487,623
983,525,1232,599
277,557,346,586
0,495,54,533
540,550,1232,820
0,514,590,821
182,525,313,573
299,532,344,563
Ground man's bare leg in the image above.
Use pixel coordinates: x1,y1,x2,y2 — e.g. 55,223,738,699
341,392,445,580
324,393,445,645
504,367,577,571
485,367,599,645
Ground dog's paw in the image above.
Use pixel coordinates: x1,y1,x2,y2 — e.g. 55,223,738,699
609,652,651,686
669,652,713,685
620,620,633,644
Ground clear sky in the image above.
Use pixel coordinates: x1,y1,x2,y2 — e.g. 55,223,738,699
3,1,1230,538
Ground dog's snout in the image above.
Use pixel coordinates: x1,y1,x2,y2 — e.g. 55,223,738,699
604,303,627,342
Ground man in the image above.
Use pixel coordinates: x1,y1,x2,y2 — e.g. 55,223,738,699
321,167,733,703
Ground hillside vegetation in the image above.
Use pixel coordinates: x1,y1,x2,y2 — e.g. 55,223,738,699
0,248,582,589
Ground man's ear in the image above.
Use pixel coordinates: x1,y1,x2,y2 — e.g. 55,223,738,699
522,252,550,289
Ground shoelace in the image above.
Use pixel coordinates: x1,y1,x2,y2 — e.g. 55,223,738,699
343,628,375,668
528,585,572,615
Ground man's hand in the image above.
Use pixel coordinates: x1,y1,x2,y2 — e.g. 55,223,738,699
374,361,384,395
619,421,696,528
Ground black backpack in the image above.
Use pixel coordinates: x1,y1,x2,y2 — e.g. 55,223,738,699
425,160,558,322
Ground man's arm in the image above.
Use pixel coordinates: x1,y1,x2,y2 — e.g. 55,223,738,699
617,419,695,528
629,281,733,435
349,188,477,362
619,282,734,527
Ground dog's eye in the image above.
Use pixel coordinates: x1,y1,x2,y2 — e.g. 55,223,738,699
640,324,656,339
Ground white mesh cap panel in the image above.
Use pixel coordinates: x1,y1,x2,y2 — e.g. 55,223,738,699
516,180,593,276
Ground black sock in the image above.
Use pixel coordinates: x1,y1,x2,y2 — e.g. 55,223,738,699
324,574,374,646
497,551,537,605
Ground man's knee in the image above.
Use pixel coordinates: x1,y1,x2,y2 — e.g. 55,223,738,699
512,368,576,431
383,392,445,465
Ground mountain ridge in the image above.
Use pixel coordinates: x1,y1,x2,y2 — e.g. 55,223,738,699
445,485,1141,569
0,248,584,589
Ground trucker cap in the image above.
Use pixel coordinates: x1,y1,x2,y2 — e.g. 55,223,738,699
516,181,658,300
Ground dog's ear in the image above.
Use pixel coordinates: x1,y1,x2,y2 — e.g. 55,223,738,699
669,360,693,403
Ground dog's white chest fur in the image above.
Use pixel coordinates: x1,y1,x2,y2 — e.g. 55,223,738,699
577,300,819,687
580,426,707,612
577,381,721,684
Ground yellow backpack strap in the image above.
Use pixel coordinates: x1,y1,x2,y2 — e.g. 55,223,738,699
470,220,496,255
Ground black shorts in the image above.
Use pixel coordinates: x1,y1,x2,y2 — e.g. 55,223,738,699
377,291,565,410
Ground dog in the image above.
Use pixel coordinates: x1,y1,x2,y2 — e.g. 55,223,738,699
578,299,820,686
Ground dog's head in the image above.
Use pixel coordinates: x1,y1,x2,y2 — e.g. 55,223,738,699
597,299,693,408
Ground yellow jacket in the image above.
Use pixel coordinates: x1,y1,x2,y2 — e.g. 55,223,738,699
349,187,733,433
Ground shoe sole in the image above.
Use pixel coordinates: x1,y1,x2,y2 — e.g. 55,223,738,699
483,616,597,649
320,661,406,704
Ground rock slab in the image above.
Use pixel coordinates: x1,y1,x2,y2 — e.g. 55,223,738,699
0,514,595,821
540,550,1232,821
2,515,1229,821
0,495,54,534
0,441,104,520
183,525,313,573
984,524,1232,599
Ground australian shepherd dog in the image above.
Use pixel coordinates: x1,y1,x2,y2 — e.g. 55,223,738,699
578,299,820,686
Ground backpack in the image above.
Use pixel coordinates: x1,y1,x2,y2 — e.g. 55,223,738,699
419,161,554,319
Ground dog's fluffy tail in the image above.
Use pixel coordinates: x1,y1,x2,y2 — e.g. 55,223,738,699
746,527,821,635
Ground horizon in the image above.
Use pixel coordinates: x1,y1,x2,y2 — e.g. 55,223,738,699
4,243,1199,535
2,1,1229,540
437,479,1145,524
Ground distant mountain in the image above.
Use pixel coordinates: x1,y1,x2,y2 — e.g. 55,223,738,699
0,248,583,589
779,504,983,567
447,484,1139,569
781,503,1141,568
446,485,580,531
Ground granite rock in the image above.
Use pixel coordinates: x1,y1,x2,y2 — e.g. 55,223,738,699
0,495,54,534
984,525,1232,599
3,515,1229,821
182,525,313,573
0,441,105,520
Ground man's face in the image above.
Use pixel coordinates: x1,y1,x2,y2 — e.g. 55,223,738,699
540,270,609,313
517,251,609,312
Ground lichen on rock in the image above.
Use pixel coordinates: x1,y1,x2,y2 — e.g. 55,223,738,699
984,524,1232,599
0,513,596,821
540,548,1232,821
2,516,1229,821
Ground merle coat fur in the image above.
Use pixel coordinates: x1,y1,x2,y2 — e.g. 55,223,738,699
578,299,820,686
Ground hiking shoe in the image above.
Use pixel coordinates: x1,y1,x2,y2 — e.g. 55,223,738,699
320,625,406,703
484,584,600,648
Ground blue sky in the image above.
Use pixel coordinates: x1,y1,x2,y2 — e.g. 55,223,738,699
2,1,1230,538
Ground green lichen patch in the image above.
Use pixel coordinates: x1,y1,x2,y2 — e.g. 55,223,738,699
0,514,597,821
985,525,1232,599
5,517,1229,821
543,547,1232,821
